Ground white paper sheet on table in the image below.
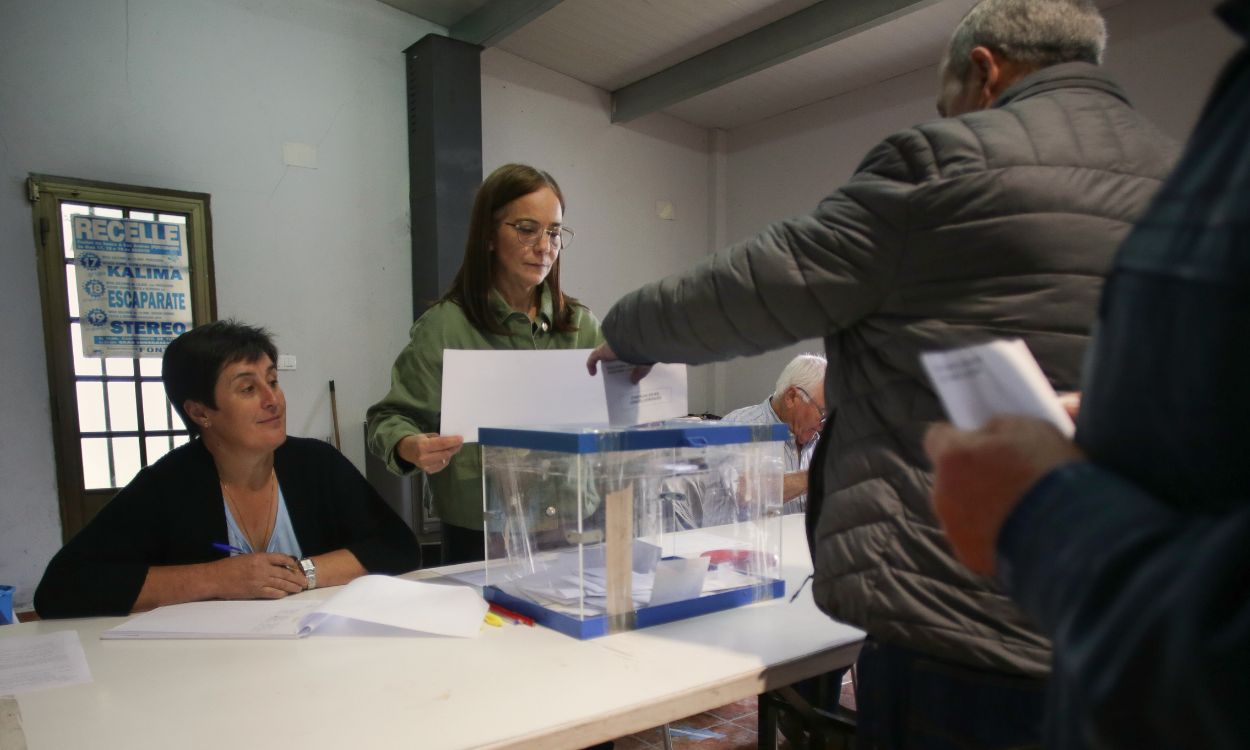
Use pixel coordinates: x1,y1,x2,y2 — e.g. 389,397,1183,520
439,567,489,589
0,630,93,695
920,338,1075,437
102,575,488,640
440,349,689,442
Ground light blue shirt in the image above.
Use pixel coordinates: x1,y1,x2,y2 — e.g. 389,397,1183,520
720,397,817,513
223,482,303,558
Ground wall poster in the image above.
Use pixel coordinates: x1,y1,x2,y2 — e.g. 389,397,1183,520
71,215,192,358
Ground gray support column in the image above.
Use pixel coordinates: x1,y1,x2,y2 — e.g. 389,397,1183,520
404,34,483,320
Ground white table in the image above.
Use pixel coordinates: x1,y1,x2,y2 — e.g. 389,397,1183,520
0,516,863,749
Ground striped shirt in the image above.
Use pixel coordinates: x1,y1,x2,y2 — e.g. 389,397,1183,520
720,397,817,513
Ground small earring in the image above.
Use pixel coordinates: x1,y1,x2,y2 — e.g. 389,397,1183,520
203,419,211,428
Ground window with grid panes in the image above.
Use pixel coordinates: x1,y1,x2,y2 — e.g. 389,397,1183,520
66,204,191,488
30,175,215,540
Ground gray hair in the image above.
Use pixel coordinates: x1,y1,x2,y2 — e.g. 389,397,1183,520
943,0,1107,81
773,354,827,399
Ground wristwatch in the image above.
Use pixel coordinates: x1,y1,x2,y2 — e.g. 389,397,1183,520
298,557,317,590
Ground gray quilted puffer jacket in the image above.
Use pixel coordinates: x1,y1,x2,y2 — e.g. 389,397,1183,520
602,62,1178,677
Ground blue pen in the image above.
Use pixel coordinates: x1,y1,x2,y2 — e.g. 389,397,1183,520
212,542,246,555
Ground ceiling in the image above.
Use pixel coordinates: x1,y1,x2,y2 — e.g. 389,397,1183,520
376,0,1124,130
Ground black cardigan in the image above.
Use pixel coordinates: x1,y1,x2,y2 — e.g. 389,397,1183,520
34,436,421,618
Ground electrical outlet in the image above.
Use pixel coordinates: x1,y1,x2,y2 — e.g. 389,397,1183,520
277,354,297,370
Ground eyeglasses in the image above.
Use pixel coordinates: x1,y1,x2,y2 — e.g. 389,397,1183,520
794,386,828,421
502,220,574,251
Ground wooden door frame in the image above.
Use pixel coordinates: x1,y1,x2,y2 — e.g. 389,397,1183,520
29,174,216,541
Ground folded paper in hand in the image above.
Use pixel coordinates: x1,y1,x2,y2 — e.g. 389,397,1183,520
102,575,489,640
920,339,1075,437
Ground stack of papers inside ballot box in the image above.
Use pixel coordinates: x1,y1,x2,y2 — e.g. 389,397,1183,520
497,540,768,616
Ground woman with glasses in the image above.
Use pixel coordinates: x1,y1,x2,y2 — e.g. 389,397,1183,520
367,164,602,564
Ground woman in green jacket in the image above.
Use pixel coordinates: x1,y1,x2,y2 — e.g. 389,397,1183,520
366,164,602,564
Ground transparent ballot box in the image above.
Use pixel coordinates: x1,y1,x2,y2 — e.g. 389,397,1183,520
479,421,787,639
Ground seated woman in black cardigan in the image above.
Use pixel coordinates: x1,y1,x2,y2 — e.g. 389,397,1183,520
35,320,421,618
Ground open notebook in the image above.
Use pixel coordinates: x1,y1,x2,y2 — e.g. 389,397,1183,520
102,575,489,640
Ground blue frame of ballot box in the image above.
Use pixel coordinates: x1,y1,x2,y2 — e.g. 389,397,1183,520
484,576,786,640
479,422,789,640
478,422,790,454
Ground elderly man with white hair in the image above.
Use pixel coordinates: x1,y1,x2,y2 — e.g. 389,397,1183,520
719,353,826,513
589,0,1178,746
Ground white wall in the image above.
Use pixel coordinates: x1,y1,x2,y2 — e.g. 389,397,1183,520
0,0,441,608
479,49,716,412
713,0,1240,412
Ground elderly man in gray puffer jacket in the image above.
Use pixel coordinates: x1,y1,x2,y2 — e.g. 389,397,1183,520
589,0,1178,747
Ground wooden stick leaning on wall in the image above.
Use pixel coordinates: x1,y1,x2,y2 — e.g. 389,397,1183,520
329,380,342,451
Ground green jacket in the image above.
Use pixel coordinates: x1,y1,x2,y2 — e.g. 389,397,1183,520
366,284,603,530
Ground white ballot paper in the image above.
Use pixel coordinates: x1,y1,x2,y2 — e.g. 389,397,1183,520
102,575,488,640
649,556,710,606
441,349,688,442
0,631,93,695
602,361,688,427
920,339,1075,437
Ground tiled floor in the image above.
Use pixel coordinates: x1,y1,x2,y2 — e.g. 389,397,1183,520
613,697,764,749
611,675,856,749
